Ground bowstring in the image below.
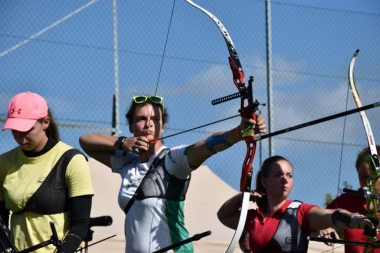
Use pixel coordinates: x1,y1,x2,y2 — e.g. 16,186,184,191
336,79,350,198
151,2,177,246
331,72,351,253
154,0,177,96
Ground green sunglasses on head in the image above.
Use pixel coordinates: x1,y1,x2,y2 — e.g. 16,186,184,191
132,95,164,110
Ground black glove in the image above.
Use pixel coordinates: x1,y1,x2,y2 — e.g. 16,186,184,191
61,233,82,253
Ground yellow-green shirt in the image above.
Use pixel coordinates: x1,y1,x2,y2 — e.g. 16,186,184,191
0,141,94,253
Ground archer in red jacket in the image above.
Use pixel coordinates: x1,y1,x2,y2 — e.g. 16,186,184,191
218,155,376,253
327,145,380,253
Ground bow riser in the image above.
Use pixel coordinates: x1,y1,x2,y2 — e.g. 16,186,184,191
228,56,245,87
186,1,258,252
241,139,256,191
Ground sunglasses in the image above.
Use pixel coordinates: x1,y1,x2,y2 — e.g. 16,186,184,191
132,95,164,109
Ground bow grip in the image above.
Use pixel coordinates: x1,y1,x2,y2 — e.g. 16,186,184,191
239,112,257,191
363,217,378,237
240,113,257,139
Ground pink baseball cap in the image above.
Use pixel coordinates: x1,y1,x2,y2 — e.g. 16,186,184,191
3,91,48,132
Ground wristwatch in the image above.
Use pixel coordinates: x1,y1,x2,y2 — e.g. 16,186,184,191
117,136,127,150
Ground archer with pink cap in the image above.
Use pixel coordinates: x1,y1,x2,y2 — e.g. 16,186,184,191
0,91,94,252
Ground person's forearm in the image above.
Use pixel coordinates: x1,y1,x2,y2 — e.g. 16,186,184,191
61,196,92,253
217,193,243,219
332,209,368,230
309,207,373,231
187,126,243,168
209,126,243,153
79,134,118,152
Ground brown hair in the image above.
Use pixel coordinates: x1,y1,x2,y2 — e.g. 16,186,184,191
38,109,60,141
355,145,380,171
125,100,169,131
255,155,292,208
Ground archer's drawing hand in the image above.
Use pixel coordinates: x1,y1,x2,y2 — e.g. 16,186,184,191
249,191,264,202
121,136,150,155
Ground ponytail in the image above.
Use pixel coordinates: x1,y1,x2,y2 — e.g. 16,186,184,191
46,109,60,141
255,170,267,208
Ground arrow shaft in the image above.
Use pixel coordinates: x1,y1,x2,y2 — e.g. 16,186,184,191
256,102,380,141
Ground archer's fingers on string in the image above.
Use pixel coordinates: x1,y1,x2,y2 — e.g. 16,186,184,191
249,191,264,201
321,232,332,246
136,142,149,151
141,136,151,142
250,191,262,198
135,137,150,148
331,231,339,240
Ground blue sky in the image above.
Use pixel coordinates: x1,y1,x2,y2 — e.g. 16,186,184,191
286,0,380,14
1,0,380,208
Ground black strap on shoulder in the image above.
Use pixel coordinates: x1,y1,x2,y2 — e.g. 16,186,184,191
14,149,87,215
123,149,169,215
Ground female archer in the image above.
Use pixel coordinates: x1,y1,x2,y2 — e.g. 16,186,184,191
218,155,376,253
79,95,266,253
0,91,94,253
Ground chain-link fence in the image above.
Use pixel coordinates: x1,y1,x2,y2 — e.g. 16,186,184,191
1,0,379,207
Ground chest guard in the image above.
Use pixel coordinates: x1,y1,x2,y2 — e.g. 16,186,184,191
124,149,191,214
13,149,86,215
262,200,310,253
135,148,191,201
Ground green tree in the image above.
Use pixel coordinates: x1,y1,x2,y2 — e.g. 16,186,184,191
324,193,333,207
